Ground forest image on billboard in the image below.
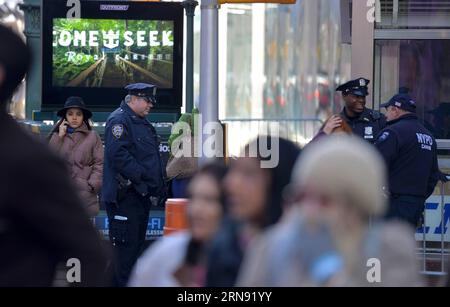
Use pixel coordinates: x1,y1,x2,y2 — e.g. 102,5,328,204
52,18,174,88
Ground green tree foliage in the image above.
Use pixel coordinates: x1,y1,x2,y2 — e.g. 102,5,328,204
168,108,200,153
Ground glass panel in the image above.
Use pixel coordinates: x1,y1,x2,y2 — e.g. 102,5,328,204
377,0,450,29
375,39,450,139
262,0,349,121
225,5,253,119
376,39,450,251
193,0,350,149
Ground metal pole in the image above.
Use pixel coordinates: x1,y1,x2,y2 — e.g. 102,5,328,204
441,181,445,273
199,0,221,165
393,0,399,26
19,0,41,120
423,203,427,272
182,0,198,113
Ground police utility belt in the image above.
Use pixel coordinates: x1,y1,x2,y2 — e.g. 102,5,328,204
115,174,162,206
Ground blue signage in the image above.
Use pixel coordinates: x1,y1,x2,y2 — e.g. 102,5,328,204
93,209,165,240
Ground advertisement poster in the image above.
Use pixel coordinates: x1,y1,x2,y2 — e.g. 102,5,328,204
52,18,174,88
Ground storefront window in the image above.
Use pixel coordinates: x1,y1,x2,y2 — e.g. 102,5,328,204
225,5,253,119
377,0,450,29
193,0,350,151
262,0,348,121
375,39,450,139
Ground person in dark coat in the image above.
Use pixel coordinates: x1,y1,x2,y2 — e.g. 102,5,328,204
0,24,108,287
205,136,301,286
102,83,167,287
375,90,440,227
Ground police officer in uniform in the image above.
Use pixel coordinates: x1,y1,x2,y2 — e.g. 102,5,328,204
102,83,167,286
375,90,440,228
322,78,386,142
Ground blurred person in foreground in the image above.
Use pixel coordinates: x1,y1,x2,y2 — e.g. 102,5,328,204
128,162,227,287
237,136,422,287
0,24,108,286
206,136,301,287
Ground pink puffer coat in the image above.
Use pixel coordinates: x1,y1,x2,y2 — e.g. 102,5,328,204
49,123,103,216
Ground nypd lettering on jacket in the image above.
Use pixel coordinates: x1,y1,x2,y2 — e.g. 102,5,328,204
374,113,439,198
416,133,433,151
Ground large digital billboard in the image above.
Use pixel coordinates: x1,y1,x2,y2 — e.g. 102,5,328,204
52,18,174,89
42,0,183,110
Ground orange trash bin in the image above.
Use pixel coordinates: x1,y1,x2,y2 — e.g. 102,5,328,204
163,198,189,236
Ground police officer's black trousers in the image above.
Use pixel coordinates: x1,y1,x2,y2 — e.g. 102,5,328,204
106,190,150,287
385,195,425,229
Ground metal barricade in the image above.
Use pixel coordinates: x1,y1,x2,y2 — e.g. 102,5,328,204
417,140,450,283
221,118,324,156
419,181,448,271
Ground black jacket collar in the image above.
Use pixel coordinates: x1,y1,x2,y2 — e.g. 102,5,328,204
340,107,371,122
387,113,418,126
120,101,149,124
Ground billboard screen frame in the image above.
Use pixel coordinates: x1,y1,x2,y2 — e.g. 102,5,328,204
41,0,184,112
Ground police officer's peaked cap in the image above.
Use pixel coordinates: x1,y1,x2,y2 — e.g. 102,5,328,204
380,88,417,113
57,96,93,119
125,83,157,104
336,78,370,97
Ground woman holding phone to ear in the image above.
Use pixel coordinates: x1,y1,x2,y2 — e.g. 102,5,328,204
49,96,104,217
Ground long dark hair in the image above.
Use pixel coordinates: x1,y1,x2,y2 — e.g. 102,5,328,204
244,136,302,229
47,109,92,140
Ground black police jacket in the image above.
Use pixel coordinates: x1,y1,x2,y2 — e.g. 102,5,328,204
340,107,387,143
374,113,440,198
102,101,166,203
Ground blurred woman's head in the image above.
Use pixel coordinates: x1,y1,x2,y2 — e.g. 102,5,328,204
225,136,301,229
187,162,228,242
290,135,387,229
224,156,269,226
